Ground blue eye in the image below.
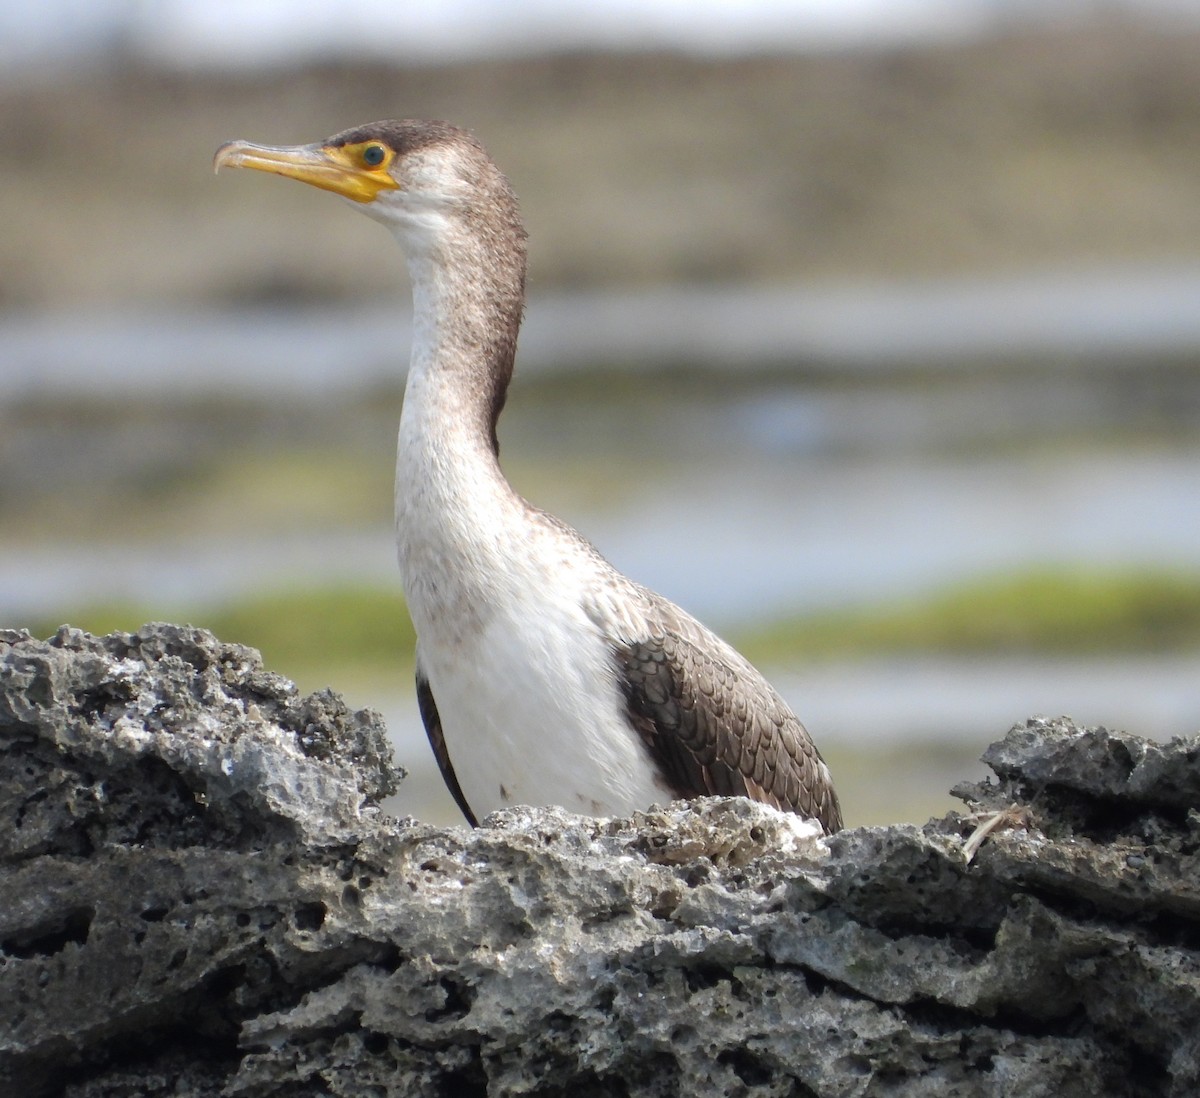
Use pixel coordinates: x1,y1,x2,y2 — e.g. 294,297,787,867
362,144,386,167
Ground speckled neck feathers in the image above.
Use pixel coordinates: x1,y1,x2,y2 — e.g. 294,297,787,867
375,122,527,456
389,124,535,648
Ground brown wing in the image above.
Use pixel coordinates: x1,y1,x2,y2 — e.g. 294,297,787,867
416,668,479,827
613,625,842,835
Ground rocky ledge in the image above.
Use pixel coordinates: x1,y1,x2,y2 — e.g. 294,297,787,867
2,624,1199,1097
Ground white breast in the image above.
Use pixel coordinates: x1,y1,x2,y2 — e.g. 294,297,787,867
411,526,669,819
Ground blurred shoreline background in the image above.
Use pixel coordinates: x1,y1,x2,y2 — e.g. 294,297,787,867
3,1,1199,826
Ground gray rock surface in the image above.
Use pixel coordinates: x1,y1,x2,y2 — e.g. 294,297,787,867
2,624,1198,1097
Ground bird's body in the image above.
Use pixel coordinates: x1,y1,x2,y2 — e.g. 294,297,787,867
215,120,842,832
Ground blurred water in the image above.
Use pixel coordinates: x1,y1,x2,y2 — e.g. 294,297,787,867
3,263,1199,621
4,445,1199,626
6,264,1200,402
588,448,1200,623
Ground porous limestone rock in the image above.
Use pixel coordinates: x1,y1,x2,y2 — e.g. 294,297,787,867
2,625,1198,1097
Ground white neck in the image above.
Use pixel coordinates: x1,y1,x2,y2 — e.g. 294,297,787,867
393,237,526,644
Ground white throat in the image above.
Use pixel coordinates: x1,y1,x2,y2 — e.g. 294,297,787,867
394,252,515,636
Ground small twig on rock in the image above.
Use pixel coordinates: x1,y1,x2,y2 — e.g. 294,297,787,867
960,804,1033,865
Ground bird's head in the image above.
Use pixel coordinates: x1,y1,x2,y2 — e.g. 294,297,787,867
214,119,522,256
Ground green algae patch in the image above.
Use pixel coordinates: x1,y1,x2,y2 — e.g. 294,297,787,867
738,568,1200,665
